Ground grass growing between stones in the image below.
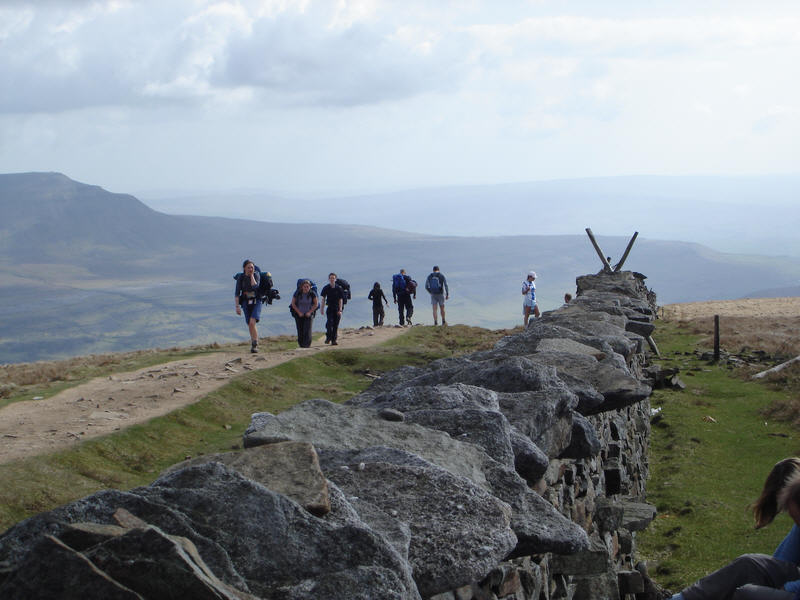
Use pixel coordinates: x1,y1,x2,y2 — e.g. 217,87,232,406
0,325,505,533
638,321,799,593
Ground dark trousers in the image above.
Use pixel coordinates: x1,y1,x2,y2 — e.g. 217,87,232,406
372,304,385,326
396,293,413,325
325,309,341,342
682,554,800,600
294,315,313,348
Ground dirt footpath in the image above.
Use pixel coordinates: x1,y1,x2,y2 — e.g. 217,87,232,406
0,327,406,464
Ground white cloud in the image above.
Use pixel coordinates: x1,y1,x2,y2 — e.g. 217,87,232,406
0,1,798,192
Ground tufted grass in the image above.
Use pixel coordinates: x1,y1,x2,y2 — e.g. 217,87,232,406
0,325,507,533
638,320,799,593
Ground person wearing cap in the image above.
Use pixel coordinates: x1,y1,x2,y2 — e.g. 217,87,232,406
522,271,540,326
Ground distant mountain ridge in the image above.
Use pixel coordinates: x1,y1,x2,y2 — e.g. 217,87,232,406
140,173,800,257
1,172,799,363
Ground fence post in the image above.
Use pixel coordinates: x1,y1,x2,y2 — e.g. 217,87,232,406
713,315,720,362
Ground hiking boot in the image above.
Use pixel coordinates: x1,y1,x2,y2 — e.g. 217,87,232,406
442,320,447,326
331,340,338,345
250,340,259,354
325,337,331,344
407,317,412,326
433,320,438,326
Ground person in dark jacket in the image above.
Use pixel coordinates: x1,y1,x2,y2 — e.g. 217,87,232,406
320,272,345,345
234,259,261,353
368,282,389,326
290,279,318,348
392,268,416,326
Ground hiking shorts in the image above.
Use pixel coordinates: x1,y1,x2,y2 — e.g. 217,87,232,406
243,300,262,323
430,293,445,307
523,297,537,309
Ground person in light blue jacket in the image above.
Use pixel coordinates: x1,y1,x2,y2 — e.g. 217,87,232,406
670,457,800,600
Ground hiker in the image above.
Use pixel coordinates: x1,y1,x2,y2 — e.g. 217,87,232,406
425,265,449,326
392,268,416,326
670,457,800,600
563,293,573,306
234,259,261,353
290,279,318,348
319,272,345,345
368,282,389,327
522,271,540,326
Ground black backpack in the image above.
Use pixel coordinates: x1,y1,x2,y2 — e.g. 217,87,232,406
336,278,352,305
233,266,280,305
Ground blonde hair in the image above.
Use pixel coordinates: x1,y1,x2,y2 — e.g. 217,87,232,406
752,457,800,528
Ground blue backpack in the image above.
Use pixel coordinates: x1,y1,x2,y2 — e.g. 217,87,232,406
392,273,406,294
427,272,442,293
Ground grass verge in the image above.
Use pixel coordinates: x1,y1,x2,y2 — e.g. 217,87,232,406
638,321,800,592
0,325,506,533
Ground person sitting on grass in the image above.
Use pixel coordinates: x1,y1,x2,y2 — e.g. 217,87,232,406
670,457,800,600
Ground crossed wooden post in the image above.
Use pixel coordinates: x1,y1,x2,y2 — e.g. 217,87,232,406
584,228,660,356
585,228,638,272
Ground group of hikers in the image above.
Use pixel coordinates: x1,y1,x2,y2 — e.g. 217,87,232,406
234,262,455,352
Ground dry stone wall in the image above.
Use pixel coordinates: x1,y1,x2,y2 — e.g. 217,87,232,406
0,270,662,600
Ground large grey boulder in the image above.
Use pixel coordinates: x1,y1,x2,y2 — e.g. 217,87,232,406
350,382,500,412
82,525,251,600
508,427,550,483
0,489,249,592
349,382,550,482
318,447,516,598
244,399,589,556
558,413,602,460
162,441,330,516
496,389,577,458
404,408,516,467
348,383,516,468
0,535,144,600
494,322,623,360
537,311,640,359
524,351,652,415
137,462,421,600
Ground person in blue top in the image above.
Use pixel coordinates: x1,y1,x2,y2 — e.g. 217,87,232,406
670,457,800,600
234,259,261,353
425,266,449,326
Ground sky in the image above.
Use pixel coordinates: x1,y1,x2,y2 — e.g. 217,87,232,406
1,0,799,197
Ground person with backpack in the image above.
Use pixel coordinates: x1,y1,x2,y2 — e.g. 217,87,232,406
522,270,540,326
290,279,318,348
392,268,416,326
368,282,389,326
320,272,345,345
234,259,261,353
425,265,449,326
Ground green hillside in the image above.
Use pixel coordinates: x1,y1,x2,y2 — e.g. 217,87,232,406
3,172,800,363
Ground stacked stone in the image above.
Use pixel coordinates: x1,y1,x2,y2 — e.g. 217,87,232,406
0,270,660,600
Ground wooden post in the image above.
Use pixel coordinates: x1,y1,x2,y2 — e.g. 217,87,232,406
614,231,639,272
585,228,613,272
713,315,720,362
